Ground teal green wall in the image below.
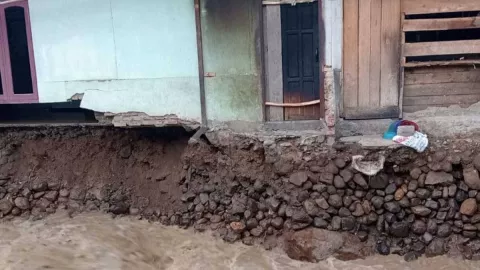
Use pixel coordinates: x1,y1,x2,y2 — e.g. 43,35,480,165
29,0,201,122
28,0,264,124
201,0,264,123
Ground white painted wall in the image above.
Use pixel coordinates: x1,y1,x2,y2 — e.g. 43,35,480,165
322,0,342,122
29,0,201,121
323,0,342,70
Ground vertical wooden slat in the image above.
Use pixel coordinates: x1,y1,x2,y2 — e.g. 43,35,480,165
399,12,405,117
264,5,284,121
369,0,382,107
380,0,401,107
343,0,359,108
358,0,371,107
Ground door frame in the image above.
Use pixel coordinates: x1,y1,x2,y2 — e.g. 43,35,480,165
262,0,325,121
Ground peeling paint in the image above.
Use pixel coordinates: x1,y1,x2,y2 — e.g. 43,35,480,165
323,65,336,131
68,93,84,101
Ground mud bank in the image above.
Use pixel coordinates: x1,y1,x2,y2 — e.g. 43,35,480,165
2,127,480,262
0,127,189,220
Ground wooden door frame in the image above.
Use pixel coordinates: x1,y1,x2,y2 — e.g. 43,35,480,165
317,0,325,118
262,0,325,121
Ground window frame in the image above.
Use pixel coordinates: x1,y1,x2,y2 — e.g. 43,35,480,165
0,0,38,104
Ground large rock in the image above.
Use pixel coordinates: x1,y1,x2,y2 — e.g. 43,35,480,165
290,172,309,187
353,174,368,189
385,184,397,195
412,220,427,235
0,199,13,214
410,168,422,180
341,217,356,231
464,168,480,190
376,241,390,255
390,222,410,238
384,201,401,213
313,218,328,229
333,176,346,189
14,197,29,210
284,228,374,262
369,174,389,189
371,196,384,209
425,238,446,257
416,188,431,199
291,207,313,224
109,201,129,215
44,191,59,202
411,206,432,216
266,197,280,212
230,221,247,233
334,234,375,261
70,186,87,201
328,194,343,208
460,198,478,216
437,224,452,238
284,228,344,262
303,200,319,216
31,181,48,192
340,170,354,182
315,198,329,210
231,194,248,214
425,171,454,186
394,189,405,201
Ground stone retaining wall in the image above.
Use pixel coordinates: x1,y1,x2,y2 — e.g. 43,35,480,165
2,127,480,261
178,132,480,260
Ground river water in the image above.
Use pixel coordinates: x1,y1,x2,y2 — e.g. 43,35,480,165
0,212,479,270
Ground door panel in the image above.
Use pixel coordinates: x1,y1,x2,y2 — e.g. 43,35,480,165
343,0,401,119
281,2,321,120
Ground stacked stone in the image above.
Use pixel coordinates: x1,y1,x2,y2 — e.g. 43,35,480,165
0,177,132,219
179,146,480,260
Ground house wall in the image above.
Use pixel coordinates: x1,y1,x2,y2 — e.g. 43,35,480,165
28,0,202,122
201,0,264,123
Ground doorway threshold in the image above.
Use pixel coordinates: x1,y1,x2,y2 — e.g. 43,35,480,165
263,120,327,132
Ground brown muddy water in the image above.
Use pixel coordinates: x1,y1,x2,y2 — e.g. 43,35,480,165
0,212,479,270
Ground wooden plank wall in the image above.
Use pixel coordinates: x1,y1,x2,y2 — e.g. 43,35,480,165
343,0,401,119
400,0,480,113
402,0,480,15
404,66,480,112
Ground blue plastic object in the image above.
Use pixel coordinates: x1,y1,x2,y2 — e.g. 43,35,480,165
383,120,401,140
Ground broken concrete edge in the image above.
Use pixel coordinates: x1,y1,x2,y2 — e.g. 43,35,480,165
67,93,84,102
100,112,202,133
